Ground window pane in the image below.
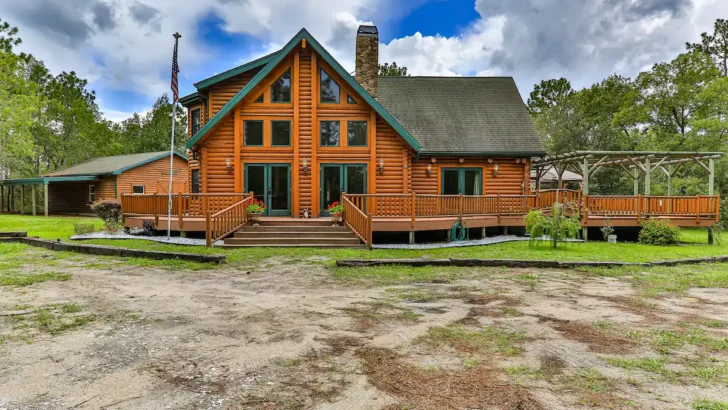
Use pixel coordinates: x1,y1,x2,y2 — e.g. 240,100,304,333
271,121,291,146
133,185,144,194
346,166,366,194
443,170,459,195
254,94,264,103
347,95,357,104
244,120,264,146
271,68,291,103
463,170,481,195
270,165,289,211
347,121,367,146
191,109,201,135
320,121,340,146
322,166,341,209
246,166,266,205
320,69,340,103
191,170,200,193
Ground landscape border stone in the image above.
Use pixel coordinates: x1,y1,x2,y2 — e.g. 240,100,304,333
0,235,225,264
336,256,728,269
0,231,28,238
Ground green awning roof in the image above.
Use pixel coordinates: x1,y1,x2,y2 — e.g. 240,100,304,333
0,176,100,185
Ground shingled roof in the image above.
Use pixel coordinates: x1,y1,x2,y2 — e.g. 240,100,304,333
44,151,186,177
377,77,545,156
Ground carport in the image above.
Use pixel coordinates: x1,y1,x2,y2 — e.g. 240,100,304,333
0,176,99,216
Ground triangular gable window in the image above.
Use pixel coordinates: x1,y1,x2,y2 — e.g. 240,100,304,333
254,93,264,103
271,68,291,103
320,68,340,103
347,95,357,104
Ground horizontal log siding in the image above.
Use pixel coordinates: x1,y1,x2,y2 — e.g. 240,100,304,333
411,157,529,195
375,118,409,193
201,116,235,193
209,69,260,116
116,155,189,195
48,182,95,214
95,177,116,199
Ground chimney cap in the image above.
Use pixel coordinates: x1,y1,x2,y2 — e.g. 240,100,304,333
357,25,378,37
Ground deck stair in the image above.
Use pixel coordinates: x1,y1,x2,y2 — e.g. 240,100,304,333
220,218,364,248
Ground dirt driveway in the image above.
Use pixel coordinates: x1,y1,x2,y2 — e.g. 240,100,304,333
1,247,727,409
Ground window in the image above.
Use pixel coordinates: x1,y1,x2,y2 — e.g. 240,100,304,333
347,121,367,146
88,185,96,202
132,185,145,194
320,121,340,146
347,95,357,104
320,69,340,103
244,120,264,146
254,94,264,103
271,68,291,103
191,169,200,193
271,121,291,146
191,109,201,135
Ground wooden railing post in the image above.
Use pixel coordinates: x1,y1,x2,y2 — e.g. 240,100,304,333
205,211,212,247
637,194,642,223
458,193,463,223
177,193,183,229
696,194,701,224
366,213,373,250
154,194,159,226
411,192,416,229
716,195,721,222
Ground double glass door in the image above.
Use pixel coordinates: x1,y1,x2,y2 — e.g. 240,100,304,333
321,164,367,215
442,168,482,195
244,164,291,216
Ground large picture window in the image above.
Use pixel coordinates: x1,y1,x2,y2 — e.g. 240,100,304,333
271,121,291,146
347,121,367,146
320,121,340,146
320,69,340,104
244,120,264,146
271,68,291,103
191,109,201,135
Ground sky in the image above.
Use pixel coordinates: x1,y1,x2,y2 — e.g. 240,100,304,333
1,0,726,122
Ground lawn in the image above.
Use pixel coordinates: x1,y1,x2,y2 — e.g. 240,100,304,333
1,214,727,266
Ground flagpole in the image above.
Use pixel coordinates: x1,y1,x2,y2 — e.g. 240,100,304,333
168,32,181,239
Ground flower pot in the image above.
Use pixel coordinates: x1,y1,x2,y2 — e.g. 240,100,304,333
331,213,341,226
607,234,617,244
249,212,262,226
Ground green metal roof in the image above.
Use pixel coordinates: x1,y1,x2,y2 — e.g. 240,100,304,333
0,176,99,185
44,151,187,177
193,50,279,89
186,29,421,152
179,92,200,105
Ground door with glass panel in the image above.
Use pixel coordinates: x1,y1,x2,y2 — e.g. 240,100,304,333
320,164,367,215
244,164,291,216
441,168,482,195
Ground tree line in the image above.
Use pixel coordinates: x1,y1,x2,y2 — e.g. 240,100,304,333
0,18,186,180
528,19,728,196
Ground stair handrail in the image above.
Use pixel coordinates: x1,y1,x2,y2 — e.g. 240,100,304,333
342,193,370,247
206,192,254,247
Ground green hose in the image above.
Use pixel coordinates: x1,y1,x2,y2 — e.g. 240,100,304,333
451,221,466,242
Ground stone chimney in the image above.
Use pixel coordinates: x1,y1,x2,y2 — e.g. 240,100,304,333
355,25,378,98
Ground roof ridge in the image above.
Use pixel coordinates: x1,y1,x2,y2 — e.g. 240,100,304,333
379,76,515,79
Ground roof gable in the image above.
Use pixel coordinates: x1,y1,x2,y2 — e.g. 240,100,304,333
194,51,279,90
186,29,420,152
44,151,187,177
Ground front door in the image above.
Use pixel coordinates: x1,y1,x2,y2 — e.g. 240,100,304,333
321,164,367,215
244,164,291,216
442,168,482,195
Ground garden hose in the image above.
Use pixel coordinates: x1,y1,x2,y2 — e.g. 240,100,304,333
451,221,466,242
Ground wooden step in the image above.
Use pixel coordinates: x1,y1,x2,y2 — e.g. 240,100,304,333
239,225,351,232
224,237,362,246
258,219,332,227
218,243,366,248
233,231,358,239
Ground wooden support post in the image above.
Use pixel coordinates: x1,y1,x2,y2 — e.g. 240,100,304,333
205,211,212,247
696,194,701,224
177,193,183,230
709,158,715,196
637,195,642,223
410,191,416,243
31,185,36,216
633,167,639,196
582,227,588,241
502,226,508,236
644,157,651,195
481,227,486,238
366,213,373,250
666,165,673,196
582,157,589,195
20,185,24,215
1,185,4,213
708,227,714,245
408,231,415,244
43,183,49,217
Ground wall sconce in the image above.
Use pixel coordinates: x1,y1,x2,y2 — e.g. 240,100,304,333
426,163,432,176
226,158,233,173
493,163,499,177
459,158,465,164
302,158,309,172
378,157,385,173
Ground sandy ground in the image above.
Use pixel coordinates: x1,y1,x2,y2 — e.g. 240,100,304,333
1,248,727,409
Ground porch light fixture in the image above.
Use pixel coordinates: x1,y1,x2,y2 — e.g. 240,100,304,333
493,163,499,177
302,158,309,172
378,157,385,173
226,158,233,173
426,163,432,176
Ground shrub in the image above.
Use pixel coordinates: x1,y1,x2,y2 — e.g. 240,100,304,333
600,215,615,240
638,219,680,246
72,222,96,235
524,202,582,248
90,198,122,233
141,220,155,236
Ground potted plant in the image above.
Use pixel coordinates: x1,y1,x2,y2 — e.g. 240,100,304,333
327,201,344,225
247,199,267,226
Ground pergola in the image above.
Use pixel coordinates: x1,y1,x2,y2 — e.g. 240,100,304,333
532,151,722,195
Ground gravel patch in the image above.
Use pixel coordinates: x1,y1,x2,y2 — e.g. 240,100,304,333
372,235,582,250
71,231,208,246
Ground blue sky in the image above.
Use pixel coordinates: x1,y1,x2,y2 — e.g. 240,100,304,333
1,0,726,121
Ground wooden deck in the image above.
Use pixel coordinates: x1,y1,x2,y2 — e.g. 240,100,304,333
121,190,720,247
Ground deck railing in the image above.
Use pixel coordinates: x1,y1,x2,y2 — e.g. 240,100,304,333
206,194,253,247
121,193,249,218
342,195,372,249
536,189,581,209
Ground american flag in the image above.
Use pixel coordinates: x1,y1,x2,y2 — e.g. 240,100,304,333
171,33,180,101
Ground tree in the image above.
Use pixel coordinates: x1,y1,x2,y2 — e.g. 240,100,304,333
115,94,187,154
378,62,408,76
527,78,573,114
687,18,728,76
524,203,582,248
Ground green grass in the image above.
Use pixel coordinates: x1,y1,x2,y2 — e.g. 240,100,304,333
694,399,728,410
0,214,102,240
603,356,676,380
418,323,525,356
588,263,728,297
0,271,71,286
